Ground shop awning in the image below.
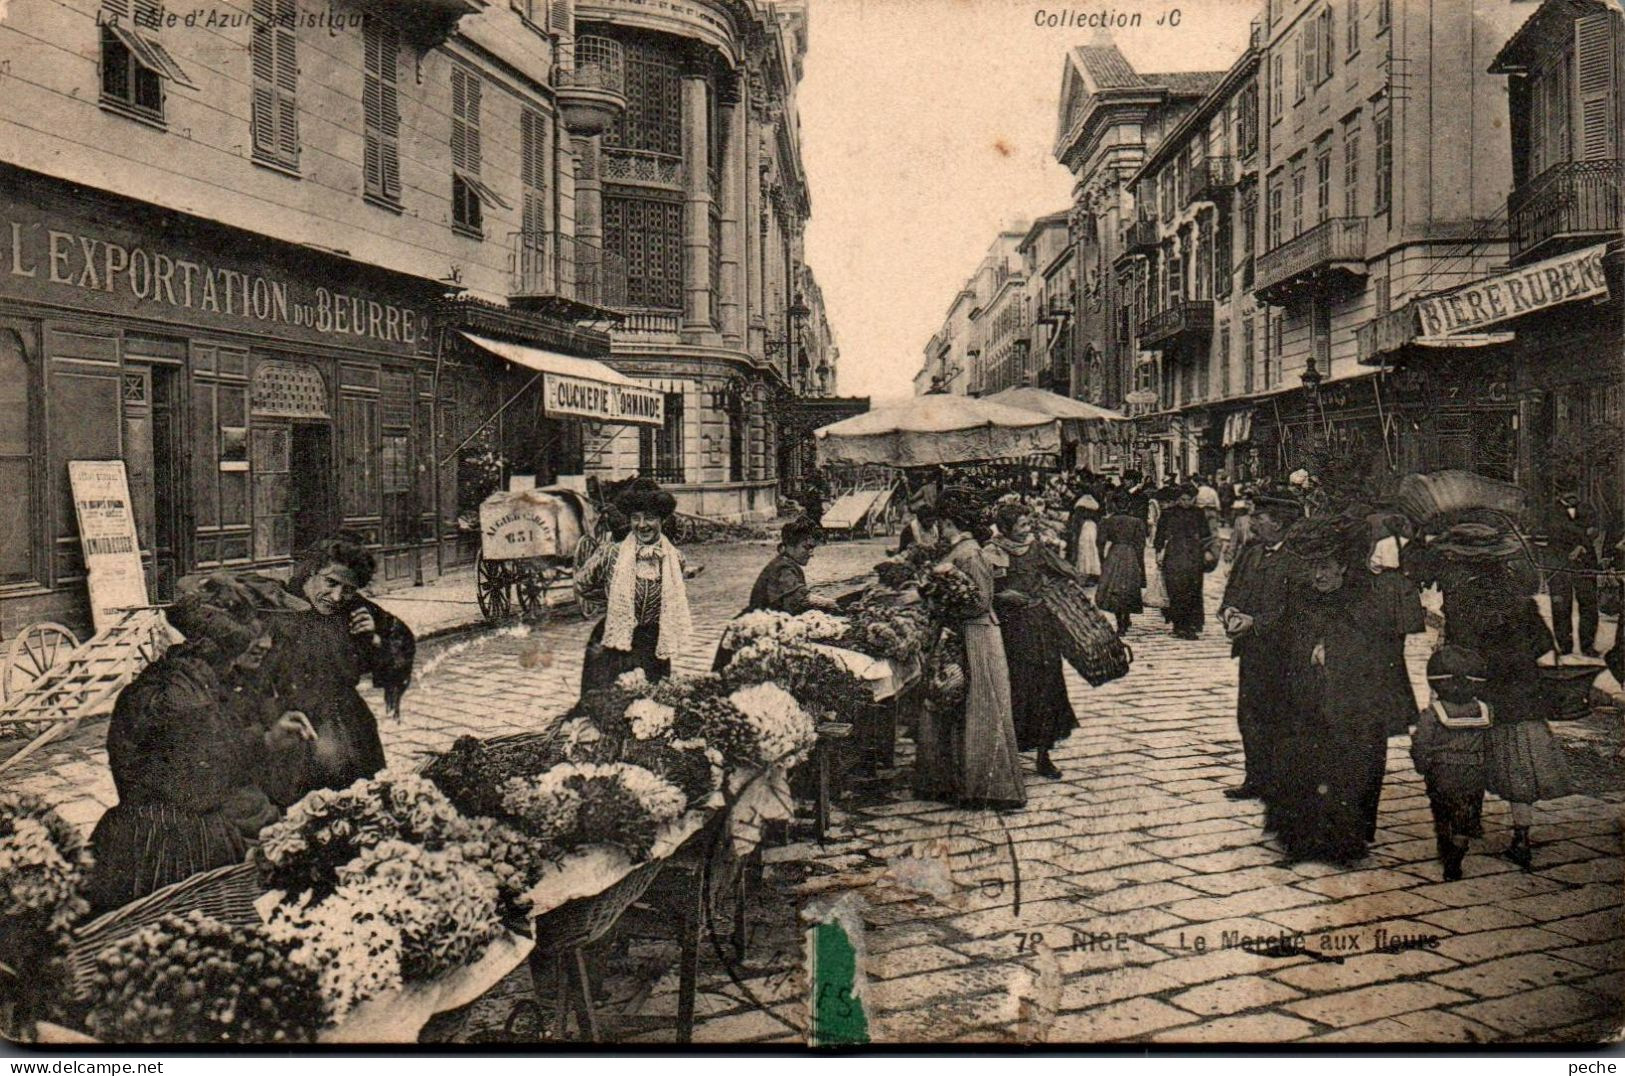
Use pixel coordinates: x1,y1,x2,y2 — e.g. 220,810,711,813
459,332,664,427
814,393,1060,467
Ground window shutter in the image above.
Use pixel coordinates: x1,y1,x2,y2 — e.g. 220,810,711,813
1574,12,1618,161
273,0,299,160
549,0,573,39
465,74,482,173
250,0,277,156
451,68,482,174
364,19,400,200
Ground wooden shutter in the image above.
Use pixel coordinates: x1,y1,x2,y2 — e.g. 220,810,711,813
520,109,548,237
451,67,482,175
363,18,401,201
549,0,573,39
1574,12,1619,161
251,0,298,165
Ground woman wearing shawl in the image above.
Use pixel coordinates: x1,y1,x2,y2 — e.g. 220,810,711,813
261,536,415,801
1094,492,1148,635
1268,514,1424,865
990,502,1079,779
918,489,1026,809
576,478,700,693
1066,492,1103,583
86,573,316,913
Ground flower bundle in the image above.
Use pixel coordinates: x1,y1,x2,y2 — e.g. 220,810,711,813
722,638,873,722
919,562,983,622
85,911,326,1043
0,792,92,940
925,630,967,716
331,841,502,981
842,598,930,664
256,770,480,902
499,762,687,861
421,735,567,819
719,609,851,651
873,557,919,590
262,898,403,1025
724,683,818,769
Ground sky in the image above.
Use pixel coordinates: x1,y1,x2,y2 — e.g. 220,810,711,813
798,0,1260,405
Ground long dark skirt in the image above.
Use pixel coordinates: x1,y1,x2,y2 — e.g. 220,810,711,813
582,619,670,694
1164,563,1205,633
1094,545,1144,616
999,600,1077,752
1268,715,1387,863
86,802,249,915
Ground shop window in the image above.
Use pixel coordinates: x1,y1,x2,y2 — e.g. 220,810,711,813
100,0,193,124
363,17,402,205
608,41,682,158
639,392,685,484
191,345,252,566
603,193,684,310
0,328,37,586
251,0,299,169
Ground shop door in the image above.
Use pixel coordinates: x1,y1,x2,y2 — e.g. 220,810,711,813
122,363,184,602
289,422,334,551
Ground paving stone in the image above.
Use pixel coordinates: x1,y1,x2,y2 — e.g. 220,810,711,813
1544,909,1625,944
1550,939,1625,971
1177,865,1318,896
1165,975,1303,1017
1270,947,1459,993
865,944,973,981
1451,984,1611,1038
1080,881,1211,914
1058,964,1187,1010
1416,905,1538,934
1048,996,1200,1042
1149,1011,1321,1043
1293,867,1435,899
1503,883,1622,922
1282,980,1474,1028
1433,926,1587,965
1259,890,1450,934
1161,883,1330,922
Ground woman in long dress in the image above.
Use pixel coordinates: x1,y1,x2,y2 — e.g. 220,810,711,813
264,536,416,802
576,478,700,693
1094,494,1147,634
918,490,1026,809
1156,484,1213,639
1268,515,1424,865
1067,494,1103,584
990,502,1079,779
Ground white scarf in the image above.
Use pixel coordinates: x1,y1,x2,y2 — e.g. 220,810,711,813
602,533,691,660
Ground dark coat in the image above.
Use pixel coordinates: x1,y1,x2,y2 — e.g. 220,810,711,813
1095,513,1147,615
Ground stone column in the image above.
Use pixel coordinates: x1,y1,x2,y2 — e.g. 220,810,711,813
718,97,745,346
681,74,713,333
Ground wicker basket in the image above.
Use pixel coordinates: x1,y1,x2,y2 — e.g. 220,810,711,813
65,862,264,999
529,857,666,953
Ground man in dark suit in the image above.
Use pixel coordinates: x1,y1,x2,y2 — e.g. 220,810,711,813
1548,492,1600,656
1217,495,1305,801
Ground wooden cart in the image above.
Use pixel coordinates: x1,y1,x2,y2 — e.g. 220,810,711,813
474,487,597,624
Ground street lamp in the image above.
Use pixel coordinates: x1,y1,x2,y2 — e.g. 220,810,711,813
1301,354,1330,440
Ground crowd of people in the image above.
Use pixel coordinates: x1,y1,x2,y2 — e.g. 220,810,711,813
75,467,1621,916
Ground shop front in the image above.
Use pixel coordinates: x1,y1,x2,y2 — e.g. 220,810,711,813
0,170,445,638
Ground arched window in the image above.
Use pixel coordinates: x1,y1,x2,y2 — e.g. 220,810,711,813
0,328,36,585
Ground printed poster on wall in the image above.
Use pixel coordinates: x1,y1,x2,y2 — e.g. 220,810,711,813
68,460,148,633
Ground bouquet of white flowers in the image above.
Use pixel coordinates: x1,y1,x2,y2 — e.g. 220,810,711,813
499,761,687,861
1,792,92,1035
720,609,850,650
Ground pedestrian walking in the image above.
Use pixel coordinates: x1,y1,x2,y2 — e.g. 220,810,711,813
1429,522,1571,871
1155,483,1213,639
1546,491,1600,656
989,502,1079,780
1066,492,1103,583
1411,645,1494,881
1224,497,1254,564
1216,495,1303,802
1268,514,1424,866
576,478,700,694
1094,492,1147,635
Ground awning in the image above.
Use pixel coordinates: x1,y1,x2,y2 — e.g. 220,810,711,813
460,332,664,426
814,393,1059,467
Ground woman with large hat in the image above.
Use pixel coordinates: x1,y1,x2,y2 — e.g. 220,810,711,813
575,478,699,693
86,573,317,913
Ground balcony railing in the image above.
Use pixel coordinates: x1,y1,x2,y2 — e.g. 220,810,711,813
554,36,626,135
1187,157,1237,206
1125,217,1159,254
617,310,683,336
1138,300,1215,349
1254,217,1367,301
1508,159,1622,266
510,232,628,313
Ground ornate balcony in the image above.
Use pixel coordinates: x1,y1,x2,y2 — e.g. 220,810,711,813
1508,159,1622,267
1254,217,1367,302
509,232,628,319
555,37,626,136
1138,300,1214,350
1187,157,1237,206
1124,216,1160,255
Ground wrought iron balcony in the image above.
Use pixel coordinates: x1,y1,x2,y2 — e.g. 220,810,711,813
1124,217,1160,255
1138,299,1214,349
1187,157,1237,206
555,36,626,136
1254,217,1367,302
509,232,628,317
1508,159,1622,266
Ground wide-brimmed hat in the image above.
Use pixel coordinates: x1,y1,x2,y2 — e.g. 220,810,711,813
614,477,677,519
1286,513,1369,566
1431,522,1522,561
169,571,310,655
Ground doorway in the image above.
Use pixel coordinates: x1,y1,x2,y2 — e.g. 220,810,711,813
289,422,334,552
123,362,184,602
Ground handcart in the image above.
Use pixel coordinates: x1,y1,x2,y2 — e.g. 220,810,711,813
475,487,597,623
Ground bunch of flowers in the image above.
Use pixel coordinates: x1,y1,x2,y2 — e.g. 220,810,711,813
925,630,967,716
500,762,687,861
461,815,563,922
873,557,919,590
85,911,326,1043
722,638,873,722
1,794,92,1034
256,770,480,901
721,683,818,769
919,562,983,622
262,897,403,1025
330,841,502,982
842,598,930,664
719,609,851,651
422,735,567,819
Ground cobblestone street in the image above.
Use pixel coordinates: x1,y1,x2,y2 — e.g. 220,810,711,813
7,538,1621,1045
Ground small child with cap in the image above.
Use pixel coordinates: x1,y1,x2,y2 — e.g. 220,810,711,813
1411,644,1493,881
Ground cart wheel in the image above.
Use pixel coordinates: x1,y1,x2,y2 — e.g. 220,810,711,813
476,552,514,621
3,622,80,702
516,562,548,623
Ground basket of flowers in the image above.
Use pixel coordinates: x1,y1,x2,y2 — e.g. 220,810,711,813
2,793,95,1037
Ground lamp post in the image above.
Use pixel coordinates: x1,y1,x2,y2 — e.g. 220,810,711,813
1301,353,1329,442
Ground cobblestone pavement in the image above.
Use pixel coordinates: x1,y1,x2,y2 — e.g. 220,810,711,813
8,541,1621,1046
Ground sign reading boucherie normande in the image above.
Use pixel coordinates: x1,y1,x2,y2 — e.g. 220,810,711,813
543,372,664,426
1416,244,1609,336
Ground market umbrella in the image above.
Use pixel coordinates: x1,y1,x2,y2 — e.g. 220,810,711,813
984,387,1126,444
814,393,1061,467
